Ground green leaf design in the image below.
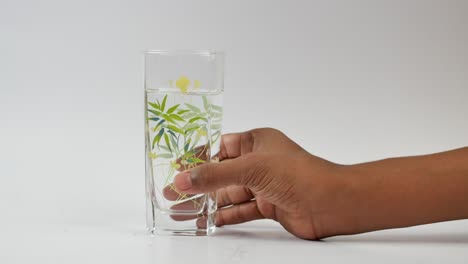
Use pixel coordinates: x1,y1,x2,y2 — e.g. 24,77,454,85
162,114,176,124
189,116,206,123
191,135,201,151
185,103,201,113
170,114,185,122
211,130,221,143
184,139,191,152
187,157,206,164
202,96,210,112
167,130,177,139
164,133,172,152
156,119,166,126
211,123,222,130
212,135,221,144
153,119,165,132
211,112,223,118
152,128,165,149
211,104,223,112
148,93,223,172
211,130,221,138
148,109,162,116
177,109,190,115
148,102,160,110
169,135,178,152
158,153,173,159
161,94,168,112
159,145,171,152
184,148,198,158
183,122,199,130
181,112,198,120
184,125,200,134
166,125,185,135
167,104,180,114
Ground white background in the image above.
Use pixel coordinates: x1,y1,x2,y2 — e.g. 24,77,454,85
1,0,468,263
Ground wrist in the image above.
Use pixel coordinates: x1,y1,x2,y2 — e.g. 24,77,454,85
300,157,369,237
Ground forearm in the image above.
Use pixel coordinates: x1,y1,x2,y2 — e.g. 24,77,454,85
343,147,468,234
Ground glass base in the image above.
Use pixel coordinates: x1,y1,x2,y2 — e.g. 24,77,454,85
147,212,216,236
148,224,216,236
146,198,217,236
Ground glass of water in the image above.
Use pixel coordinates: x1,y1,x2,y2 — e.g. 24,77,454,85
144,50,224,235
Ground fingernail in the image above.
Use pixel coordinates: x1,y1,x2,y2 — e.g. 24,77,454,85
175,170,192,191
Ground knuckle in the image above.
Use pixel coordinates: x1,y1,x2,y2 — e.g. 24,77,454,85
192,163,216,187
249,127,275,134
240,130,255,152
250,127,282,137
240,153,272,188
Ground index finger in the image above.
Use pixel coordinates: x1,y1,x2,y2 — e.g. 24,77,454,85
218,131,254,161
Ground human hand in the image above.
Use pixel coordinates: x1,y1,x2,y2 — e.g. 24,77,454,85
169,128,347,239
163,128,468,240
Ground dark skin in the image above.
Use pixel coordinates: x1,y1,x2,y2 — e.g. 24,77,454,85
167,128,468,240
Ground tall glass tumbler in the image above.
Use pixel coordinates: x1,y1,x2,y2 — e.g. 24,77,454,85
144,50,224,235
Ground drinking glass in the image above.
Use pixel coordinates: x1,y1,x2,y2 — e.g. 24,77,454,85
144,50,224,235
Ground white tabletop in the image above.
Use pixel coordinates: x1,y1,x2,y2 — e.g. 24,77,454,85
2,211,468,263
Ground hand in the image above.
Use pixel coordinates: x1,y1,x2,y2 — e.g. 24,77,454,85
169,128,468,240
171,128,346,239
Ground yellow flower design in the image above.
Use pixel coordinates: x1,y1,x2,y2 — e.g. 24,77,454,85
149,152,158,159
176,76,190,93
171,76,201,93
170,160,181,170
194,80,201,90
195,127,207,140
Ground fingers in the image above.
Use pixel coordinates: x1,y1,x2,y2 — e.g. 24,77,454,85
215,201,264,226
165,134,256,201
171,130,257,192
174,153,270,194
169,196,205,221
178,201,265,227
173,130,255,172
168,186,254,222
165,181,254,204
162,184,196,201
217,186,254,208
218,131,254,160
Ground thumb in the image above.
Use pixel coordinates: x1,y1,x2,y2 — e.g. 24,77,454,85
173,153,268,194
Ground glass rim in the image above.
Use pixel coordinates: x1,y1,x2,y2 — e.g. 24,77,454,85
144,49,225,56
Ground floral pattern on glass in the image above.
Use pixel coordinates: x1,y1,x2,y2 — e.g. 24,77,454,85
147,92,223,202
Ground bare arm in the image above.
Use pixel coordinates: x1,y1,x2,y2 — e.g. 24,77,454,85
328,147,468,235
